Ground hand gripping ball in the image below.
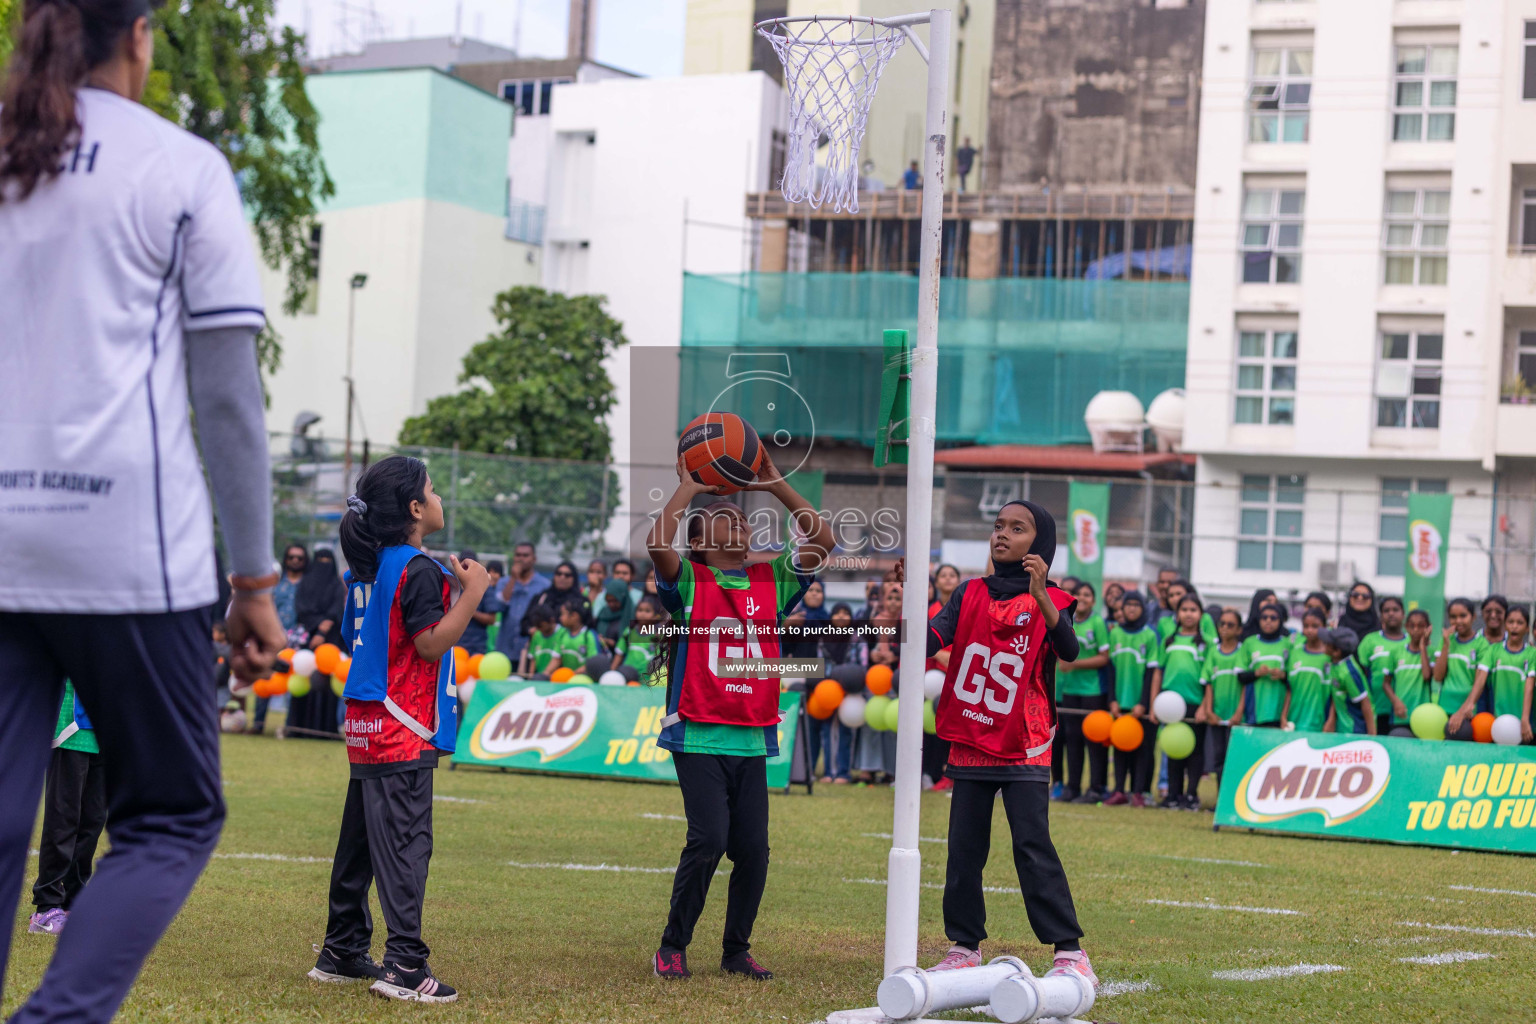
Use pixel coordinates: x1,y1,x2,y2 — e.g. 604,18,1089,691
678,412,763,495
1410,702,1448,741
1109,714,1144,752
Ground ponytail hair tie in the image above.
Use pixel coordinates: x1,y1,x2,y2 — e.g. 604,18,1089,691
346,494,368,516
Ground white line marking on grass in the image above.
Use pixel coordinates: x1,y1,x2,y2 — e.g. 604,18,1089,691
508,860,675,875
861,832,947,844
1399,922,1536,939
1099,980,1160,997
1147,899,1303,916
213,852,331,864
638,813,687,822
1396,951,1495,965
1154,855,1266,868
1211,964,1345,982
842,877,1014,895
433,795,484,804
1449,885,1536,899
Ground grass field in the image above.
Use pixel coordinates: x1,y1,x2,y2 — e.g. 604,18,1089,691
5,732,1535,1024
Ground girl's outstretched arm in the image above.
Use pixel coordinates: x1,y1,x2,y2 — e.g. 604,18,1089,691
648,458,722,584
744,452,835,571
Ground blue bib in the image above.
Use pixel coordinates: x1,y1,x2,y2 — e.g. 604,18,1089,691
342,544,458,752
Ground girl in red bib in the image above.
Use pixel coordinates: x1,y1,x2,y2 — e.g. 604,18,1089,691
916,500,1096,987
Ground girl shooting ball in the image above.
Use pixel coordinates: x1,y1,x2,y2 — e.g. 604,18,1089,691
649,451,834,980
901,501,1097,986
311,456,489,1003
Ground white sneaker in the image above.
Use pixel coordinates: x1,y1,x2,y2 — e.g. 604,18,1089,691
1046,948,1098,988
927,945,981,971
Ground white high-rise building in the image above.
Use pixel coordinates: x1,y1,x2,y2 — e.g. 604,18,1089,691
1185,0,1536,602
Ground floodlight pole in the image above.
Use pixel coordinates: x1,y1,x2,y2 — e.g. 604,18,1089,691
885,6,949,979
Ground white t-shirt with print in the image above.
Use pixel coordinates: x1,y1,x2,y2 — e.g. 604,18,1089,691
0,88,265,613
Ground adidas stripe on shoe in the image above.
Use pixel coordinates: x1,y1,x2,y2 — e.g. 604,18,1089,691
370,962,458,1003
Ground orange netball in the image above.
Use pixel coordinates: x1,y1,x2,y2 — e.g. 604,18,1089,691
866,664,893,695
1109,714,1144,752
1472,712,1495,743
1083,709,1115,745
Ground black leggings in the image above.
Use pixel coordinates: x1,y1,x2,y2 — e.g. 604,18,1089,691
1059,693,1108,795
1114,720,1156,794
944,778,1082,950
1208,723,1233,779
1166,722,1206,800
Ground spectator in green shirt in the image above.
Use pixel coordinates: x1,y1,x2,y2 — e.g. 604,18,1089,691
1200,608,1247,781
519,604,562,678
1320,628,1375,735
613,594,666,683
1151,593,1209,809
555,597,602,673
1384,609,1437,735
1435,598,1482,739
1283,609,1333,733
1058,581,1111,803
1356,593,1405,736
1462,603,1535,739
1242,604,1292,727
1105,591,1158,807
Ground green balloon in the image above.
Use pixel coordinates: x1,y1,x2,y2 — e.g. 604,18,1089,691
287,674,311,698
883,697,901,732
1159,721,1195,760
1411,702,1448,741
923,700,937,735
569,674,594,685
331,676,346,698
479,652,512,681
865,696,892,732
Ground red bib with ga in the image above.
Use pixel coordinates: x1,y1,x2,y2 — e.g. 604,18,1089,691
676,561,783,727
935,580,1074,762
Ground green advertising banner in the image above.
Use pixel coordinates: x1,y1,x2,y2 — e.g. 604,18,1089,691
1066,481,1110,592
1402,492,1453,632
452,680,803,789
1214,727,1536,855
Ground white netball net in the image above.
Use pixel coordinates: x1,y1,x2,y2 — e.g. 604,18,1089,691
756,17,906,214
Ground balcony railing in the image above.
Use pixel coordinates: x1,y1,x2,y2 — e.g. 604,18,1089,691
745,187,1196,221
506,199,546,245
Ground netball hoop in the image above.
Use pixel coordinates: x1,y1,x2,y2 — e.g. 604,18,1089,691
758,6,951,999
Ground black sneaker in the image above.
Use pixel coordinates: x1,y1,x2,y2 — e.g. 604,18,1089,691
370,961,457,1003
655,946,690,979
307,944,380,983
1072,789,1103,805
1158,796,1180,810
722,951,774,980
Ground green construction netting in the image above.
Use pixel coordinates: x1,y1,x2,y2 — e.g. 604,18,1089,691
678,272,1188,448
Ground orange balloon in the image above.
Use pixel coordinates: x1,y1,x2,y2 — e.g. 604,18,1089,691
1109,714,1144,752
314,643,342,675
453,646,469,668
278,648,296,670
551,667,576,683
812,679,846,710
334,657,351,683
250,678,271,698
268,672,291,696
866,664,893,695
1472,712,1496,743
455,656,471,686
1083,709,1115,745
806,693,834,719
468,653,485,679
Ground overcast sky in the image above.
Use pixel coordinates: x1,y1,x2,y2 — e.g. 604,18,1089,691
275,0,687,78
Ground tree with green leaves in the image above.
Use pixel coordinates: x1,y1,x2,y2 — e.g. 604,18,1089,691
140,0,331,376
400,287,629,556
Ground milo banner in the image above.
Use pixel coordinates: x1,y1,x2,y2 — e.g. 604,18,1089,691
1215,727,1536,855
453,680,802,789
1402,492,1452,632
1066,481,1109,592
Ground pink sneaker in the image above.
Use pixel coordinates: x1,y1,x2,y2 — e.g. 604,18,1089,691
927,945,981,971
28,909,67,935
1047,949,1098,988
1102,791,1129,807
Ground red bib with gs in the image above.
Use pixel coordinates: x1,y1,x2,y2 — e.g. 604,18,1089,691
675,561,783,727
935,581,1075,762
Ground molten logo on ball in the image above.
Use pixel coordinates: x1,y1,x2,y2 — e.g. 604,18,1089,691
470,686,598,762
1407,519,1442,578
1234,738,1390,827
1070,509,1101,564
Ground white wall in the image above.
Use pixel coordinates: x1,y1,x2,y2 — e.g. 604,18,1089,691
261,200,540,446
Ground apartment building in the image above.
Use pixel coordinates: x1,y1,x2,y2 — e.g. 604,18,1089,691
1185,0,1536,602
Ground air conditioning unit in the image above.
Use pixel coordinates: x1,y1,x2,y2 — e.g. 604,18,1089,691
1317,560,1357,590
1084,391,1146,454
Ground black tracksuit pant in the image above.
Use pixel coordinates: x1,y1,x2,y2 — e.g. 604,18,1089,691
323,767,436,968
943,778,1082,950
661,752,770,957
1166,722,1206,800
1059,694,1108,795
1113,722,1157,794
32,747,108,912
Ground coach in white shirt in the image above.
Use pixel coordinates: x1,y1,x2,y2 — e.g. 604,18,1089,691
0,0,285,1019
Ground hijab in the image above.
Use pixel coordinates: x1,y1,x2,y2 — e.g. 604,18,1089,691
801,579,831,623
987,500,1059,594
1117,590,1150,632
1258,600,1289,640
593,577,635,642
294,547,346,635
537,560,589,623
1338,582,1381,638
1242,588,1277,638
821,602,856,663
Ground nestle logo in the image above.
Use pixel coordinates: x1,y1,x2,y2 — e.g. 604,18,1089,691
546,695,587,709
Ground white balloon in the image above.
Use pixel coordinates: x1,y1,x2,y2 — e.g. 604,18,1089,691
838,694,868,729
924,669,946,700
457,677,476,706
1152,690,1187,725
290,649,317,678
598,671,627,687
1491,713,1523,746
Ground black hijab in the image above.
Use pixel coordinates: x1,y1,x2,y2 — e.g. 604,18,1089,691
537,560,590,623
990,499,1057,589
1338,582,1381,638
1117,590,1150,631
295,548,346,638
1242,588,1277,638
